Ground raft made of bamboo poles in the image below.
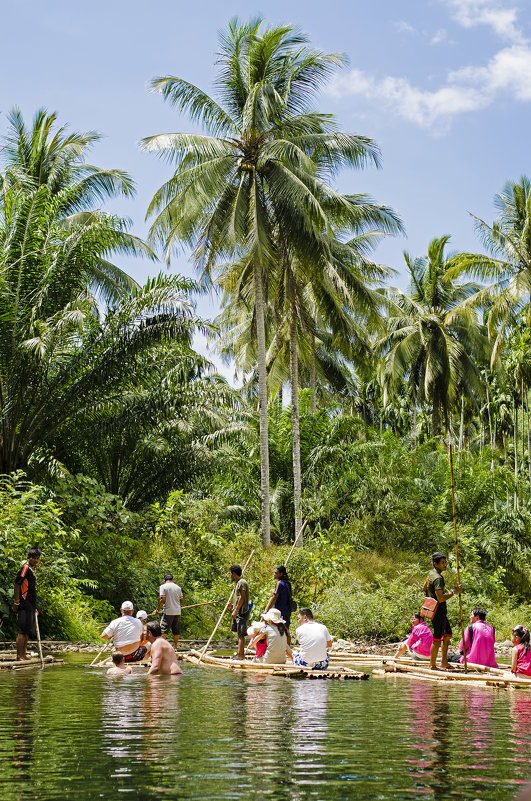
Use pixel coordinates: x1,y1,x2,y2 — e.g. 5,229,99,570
0,656,64,671
184,649,369,680
372,658,531,689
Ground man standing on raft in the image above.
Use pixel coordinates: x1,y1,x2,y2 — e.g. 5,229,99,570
424,552,461,671
13,548,41,661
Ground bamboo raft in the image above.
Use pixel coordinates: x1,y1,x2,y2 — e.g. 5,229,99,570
372,658,531,689
183,649,369,680
0,653,64,671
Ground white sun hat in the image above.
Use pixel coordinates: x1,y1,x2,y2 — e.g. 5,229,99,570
261,608,286,624
247,620,266,637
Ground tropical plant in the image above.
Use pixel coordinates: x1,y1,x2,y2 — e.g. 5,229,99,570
378,236,489,438
142,17,386,546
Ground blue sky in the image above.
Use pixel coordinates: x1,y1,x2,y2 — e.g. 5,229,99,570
2,0,530,375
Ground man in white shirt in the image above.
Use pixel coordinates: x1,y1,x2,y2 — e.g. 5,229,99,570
101,601,146,662
294,608,332,670
152,573,183,651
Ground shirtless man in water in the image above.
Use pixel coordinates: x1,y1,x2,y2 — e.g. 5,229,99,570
146,621,182,675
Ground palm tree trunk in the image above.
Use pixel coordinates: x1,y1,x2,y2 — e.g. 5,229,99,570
432,388,440,440
309,331,316,415
486,381,494,472
254,261,271,548
527,385,531,503
410,390,417,446
513,392,518,509
458,392,465,451
289,306,303,547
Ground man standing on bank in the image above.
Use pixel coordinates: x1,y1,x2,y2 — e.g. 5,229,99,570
424,552,462,671
13,548,41,661
229,564,250,660
152,573,183,651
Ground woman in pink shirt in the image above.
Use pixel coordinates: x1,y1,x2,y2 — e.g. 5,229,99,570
458,608,498,667
511,625,531,676
394,612,433,660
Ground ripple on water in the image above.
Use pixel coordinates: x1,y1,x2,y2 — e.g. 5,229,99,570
0,661,529,800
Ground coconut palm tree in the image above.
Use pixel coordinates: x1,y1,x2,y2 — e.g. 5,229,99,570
378,237,489,438
141,18,381,546
448,177,531,363
0,107,152,304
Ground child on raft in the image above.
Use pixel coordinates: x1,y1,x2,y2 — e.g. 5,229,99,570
511,625,531,676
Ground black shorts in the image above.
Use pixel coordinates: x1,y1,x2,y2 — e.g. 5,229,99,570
161,614,181,635
17,604,36,637
231,612,249,637
432,609,452,641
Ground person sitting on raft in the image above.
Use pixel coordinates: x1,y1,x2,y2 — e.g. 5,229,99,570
293,608,331,670
101,601,147,663
106,651,133,676
458,607,498,668
394,612,433,661
253,609,289,664
247,621,267,659
263,565,293,641
511,625,531,676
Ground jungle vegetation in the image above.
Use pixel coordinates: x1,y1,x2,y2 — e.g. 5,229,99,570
1,19,531,643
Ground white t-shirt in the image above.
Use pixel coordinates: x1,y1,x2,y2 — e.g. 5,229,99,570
259,625,287,664
295,621,330,664
103,615,143,648
159,581,183,615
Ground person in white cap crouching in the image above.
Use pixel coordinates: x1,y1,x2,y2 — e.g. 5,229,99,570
101,601,147,663
255,608,289,664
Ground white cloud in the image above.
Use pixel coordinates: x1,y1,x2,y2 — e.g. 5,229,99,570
443,0,525,43
329,43,531,129
394,20,418,35
431,29,448,45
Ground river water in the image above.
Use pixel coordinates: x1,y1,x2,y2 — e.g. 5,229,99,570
0,656,530,801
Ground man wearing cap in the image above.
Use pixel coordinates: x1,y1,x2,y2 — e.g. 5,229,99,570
101,601,147,663
152,574,183,651
424,552,462,670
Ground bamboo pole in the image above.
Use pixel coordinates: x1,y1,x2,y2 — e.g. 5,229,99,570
180,602,216,611
34,612,44,670
284,520,308,566
199,550,255,661
448,442,467,672
89,639,112,667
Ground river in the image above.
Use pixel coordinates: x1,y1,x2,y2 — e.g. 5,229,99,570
0,656,529,800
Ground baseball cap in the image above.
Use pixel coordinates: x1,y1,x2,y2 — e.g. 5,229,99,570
121,600,134,611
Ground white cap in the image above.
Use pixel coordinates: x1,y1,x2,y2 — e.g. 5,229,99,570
136,610,148,620
121,600,134,611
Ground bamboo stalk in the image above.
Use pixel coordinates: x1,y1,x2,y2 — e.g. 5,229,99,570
89,639,112,667
181,602,216,610
448,442,467,672
198,550,255,661
35,612,44,670
284,520,308,566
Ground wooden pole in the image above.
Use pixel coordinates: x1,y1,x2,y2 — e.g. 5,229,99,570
90,639,112,667
449,442,467,672
34,612,44,670
181,602,216,611
284,520,308,567
199,550,255,661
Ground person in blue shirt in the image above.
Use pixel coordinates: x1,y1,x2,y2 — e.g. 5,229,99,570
264,565,293,642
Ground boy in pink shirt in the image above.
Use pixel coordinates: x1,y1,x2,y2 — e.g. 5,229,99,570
459,607,498,667
394,612,433,660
